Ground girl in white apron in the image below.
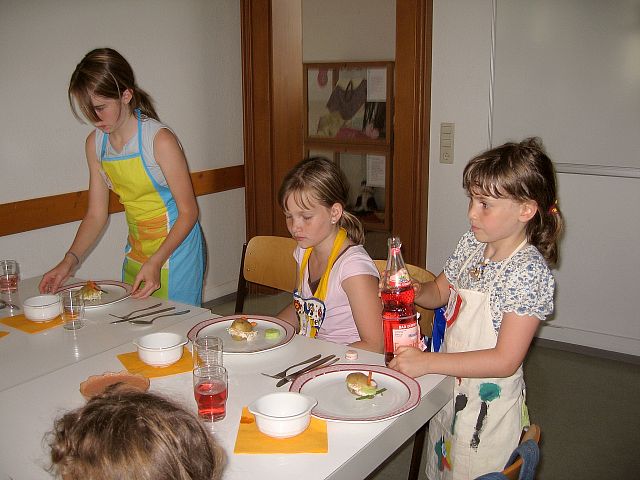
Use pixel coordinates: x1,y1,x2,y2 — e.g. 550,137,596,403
388,138,564,479
276,157,383,353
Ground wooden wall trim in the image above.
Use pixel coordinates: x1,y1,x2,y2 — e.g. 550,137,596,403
0,165,245,237
394,0,432,266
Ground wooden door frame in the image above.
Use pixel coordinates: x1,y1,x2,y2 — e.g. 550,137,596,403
241,0,432,266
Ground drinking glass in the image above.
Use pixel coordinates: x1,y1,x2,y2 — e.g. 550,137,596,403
61,291,85,330
193,365,228,422
0,260,20,314
193,335,223,368
0,260,19,294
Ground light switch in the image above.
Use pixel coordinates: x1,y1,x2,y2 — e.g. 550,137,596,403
439,122,455,164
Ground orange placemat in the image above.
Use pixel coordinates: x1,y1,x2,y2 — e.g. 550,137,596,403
0,331,9,339
234,407,328,454
0,314,63,333
117,347,193,378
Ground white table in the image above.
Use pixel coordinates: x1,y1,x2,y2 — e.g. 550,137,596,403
0,277,212,392
0,309,452,480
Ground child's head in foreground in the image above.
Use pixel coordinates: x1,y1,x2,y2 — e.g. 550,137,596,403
47,387,225,480
463,137,563,265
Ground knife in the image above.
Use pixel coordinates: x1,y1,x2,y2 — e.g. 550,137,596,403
276,354,337,387
110,306,175,324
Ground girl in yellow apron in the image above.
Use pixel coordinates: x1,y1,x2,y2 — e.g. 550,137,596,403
276,157,383,353
40,48,204,305
388,138,563,479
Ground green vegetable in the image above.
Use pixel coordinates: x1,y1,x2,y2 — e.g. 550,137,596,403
356,388,387,400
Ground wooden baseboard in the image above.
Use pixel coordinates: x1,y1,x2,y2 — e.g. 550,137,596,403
0,165,244,237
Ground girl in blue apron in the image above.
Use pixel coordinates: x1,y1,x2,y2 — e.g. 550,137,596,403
276,157,383,353
39,48,204,305
389,138,564,479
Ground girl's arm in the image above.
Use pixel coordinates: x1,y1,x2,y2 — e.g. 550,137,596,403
389,312,540,378
277,303,300,331
413,271,450,309
39,132,110,293
130,128,199,298
343,274,384,353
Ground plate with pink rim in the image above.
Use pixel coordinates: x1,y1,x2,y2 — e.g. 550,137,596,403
289,363,421,423
187,315,296,354
55,280,133,309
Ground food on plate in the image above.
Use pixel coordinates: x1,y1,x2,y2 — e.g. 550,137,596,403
79,371,150,399
346,372,387,400
264,328,281,340
78,280,104,301
227,317,258,341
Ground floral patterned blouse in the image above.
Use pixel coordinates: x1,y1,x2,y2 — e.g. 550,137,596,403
444,230,555,331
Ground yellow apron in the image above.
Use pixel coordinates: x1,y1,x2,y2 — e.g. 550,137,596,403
99,112,203,305
293,228,347,338
426,240,528,480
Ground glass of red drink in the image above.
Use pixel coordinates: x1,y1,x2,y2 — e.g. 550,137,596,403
193,365,228,422
0,260,19,294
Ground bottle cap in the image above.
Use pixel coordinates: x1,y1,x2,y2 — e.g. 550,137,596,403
345,349,358,360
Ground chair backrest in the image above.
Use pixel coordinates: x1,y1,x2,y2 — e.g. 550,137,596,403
373,259,436,337
243,236,298,293
501,424,541,480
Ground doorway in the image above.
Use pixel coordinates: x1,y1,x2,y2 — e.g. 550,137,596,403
241,0,432,266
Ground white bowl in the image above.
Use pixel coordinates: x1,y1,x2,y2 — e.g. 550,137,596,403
133,332,187,367
248,392,317,438
22,295,62,322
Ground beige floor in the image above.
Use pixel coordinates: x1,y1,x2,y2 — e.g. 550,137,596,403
205,293,640,480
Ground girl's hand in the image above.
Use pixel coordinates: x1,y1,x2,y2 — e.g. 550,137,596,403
130,260,161,299
388,346,431,378
39,258,75,294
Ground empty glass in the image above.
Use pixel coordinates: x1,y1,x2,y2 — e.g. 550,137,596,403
193,335,223,368
61,291,85,330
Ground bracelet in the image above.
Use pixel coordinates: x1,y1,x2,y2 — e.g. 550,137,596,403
65,251,80,265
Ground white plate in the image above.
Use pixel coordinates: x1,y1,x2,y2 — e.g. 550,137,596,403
289,364,421,422
187,315,295,354
56,280,133,309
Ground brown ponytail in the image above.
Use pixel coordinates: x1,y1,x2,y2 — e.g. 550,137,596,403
278,157,366,245
69,48,159,124
463,137,564,266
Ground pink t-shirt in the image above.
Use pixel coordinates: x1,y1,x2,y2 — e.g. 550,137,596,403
294,245,379,345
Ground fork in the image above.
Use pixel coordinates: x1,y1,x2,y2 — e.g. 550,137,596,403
129,309,191,325
108,303,163,320
260,354,322,379
276,356,340,387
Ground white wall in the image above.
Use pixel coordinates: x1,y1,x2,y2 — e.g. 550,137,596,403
428,0,640,356
0,0,245,302
302,0,395,62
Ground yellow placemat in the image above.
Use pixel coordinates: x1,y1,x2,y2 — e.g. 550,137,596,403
234,407,328,454
0,314,63,333
117,347,193,378
0,331,9,339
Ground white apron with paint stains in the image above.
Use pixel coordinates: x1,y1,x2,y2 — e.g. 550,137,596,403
426,241,528,480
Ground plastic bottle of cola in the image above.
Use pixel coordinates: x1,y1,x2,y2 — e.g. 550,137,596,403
381,236,419,365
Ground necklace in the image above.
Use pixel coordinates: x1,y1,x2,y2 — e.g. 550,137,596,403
468,256,492,281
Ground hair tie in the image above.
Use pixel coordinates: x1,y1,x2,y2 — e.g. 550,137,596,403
548,200,559,214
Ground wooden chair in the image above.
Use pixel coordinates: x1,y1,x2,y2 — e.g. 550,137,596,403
373,259,436,480
234,236,298,314
501,424,541,480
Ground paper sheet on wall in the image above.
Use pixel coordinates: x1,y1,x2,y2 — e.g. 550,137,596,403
366,68,386,102
366,155,386,187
